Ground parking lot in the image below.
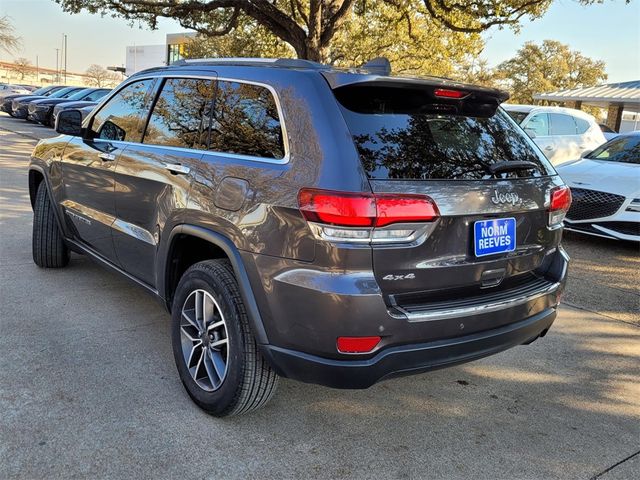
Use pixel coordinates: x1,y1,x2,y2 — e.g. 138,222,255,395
0,113,638,479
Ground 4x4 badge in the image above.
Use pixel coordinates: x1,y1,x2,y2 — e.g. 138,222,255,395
490,190,521,206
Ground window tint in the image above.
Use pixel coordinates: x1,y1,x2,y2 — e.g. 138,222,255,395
524,113,549,136
549,113,577,135
91,79,154,142
143,78,215,149
209,81,284,159
336,87,553,180
588,136,640,164
575,117,591,134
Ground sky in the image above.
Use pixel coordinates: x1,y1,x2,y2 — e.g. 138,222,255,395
1,0,639,82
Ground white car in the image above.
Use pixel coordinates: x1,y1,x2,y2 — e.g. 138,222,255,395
556,132,640,242
503,104,606,165
0,84,31,99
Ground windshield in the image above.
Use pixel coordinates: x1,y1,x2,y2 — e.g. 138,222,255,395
505,110,529,124
49,87,78,99
66,89,93,101
336,87,553,180
32,87,52,95
587,136,640,164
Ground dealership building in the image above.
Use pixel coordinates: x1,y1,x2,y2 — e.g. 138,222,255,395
125,32,196,76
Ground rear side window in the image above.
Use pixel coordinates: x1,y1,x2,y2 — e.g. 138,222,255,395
143,78,215,150
524,113,549,136
91,79,154,142
575,117,591,134
549,113,577,135
505,110,528,124
209,81,284,159
336,86,553,180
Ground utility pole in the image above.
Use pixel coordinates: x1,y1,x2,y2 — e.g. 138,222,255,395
36,55,39,83
55,48,59,82
63,34,68,83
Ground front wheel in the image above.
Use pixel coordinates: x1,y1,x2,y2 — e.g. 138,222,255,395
171,259,278,417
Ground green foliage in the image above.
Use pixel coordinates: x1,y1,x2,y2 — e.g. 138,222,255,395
496,40,608,104
54,0,610,62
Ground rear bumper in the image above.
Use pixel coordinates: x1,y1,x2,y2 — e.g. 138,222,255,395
261,306,557,389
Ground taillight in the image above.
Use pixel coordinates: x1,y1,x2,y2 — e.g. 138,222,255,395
298,189,439,244
433,88,468,99
548,186,572,227
337,336,381,354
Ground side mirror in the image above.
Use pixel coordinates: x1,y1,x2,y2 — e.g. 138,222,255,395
581,149,592,158
524,128,537,139
55,109,83,136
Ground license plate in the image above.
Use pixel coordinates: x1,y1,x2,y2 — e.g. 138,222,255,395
474,218,516,257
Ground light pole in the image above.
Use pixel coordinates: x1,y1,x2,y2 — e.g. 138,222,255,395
63,34,67,83
55,48,59,82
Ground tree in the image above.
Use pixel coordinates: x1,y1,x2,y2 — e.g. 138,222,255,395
84,64,121,87
12,57,32,80
0,15,20,54
54,0,606,63
184,1,483,77
496,40,607,104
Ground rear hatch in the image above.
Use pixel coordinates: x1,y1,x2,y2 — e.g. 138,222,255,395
329,76,565,312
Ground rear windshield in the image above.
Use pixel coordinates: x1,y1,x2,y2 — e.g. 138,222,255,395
336,86,553,180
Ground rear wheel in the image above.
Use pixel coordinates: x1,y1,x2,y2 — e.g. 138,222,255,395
171,259,278,416
32,182,70,268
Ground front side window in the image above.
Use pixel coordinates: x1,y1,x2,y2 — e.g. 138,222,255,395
90,79,154,142
524,113,549,136
209,81,284,159
549,113,577,135
143,78,215,149
587,136,640,164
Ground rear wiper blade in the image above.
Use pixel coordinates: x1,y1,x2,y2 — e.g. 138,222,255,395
489,161,540,175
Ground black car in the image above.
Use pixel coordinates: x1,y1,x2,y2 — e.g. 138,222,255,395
51,89,111,127
28,87,111,126
29,58,570,416
1,85,65,115
13,86,82,119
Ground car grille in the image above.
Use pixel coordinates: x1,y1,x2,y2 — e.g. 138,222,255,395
566,188,625,221
28,104,36,114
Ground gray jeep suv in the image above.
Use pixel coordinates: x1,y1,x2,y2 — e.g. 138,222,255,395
29,58,570,416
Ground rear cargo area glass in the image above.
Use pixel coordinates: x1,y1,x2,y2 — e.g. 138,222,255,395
336,86,552,180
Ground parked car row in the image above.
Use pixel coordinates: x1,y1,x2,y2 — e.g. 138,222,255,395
0,84,110,127
0,83,36,98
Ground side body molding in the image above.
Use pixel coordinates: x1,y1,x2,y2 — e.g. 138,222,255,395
159,224,269,345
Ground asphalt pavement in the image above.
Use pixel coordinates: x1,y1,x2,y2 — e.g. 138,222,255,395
1,114,638,479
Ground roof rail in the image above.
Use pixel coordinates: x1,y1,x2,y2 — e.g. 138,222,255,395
172,57,326,69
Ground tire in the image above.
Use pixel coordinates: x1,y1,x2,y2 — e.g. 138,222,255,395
171,259,278,417
32,182,70,268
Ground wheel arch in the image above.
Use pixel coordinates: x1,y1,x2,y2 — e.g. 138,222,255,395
160,224,269,345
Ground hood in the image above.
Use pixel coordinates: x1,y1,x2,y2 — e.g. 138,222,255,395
30,98,73,106
3,93,37,102
17,95,47,104
557,158,640,197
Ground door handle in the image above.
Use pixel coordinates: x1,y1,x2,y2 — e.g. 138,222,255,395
544,146,553,151
164,163,190,175
99,152,116,162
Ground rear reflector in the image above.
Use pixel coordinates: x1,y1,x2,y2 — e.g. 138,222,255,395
433,88,468,99
298,189,439,228
337,336,381,354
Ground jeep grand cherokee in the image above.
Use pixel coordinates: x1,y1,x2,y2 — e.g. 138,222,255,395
29,58,570,416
